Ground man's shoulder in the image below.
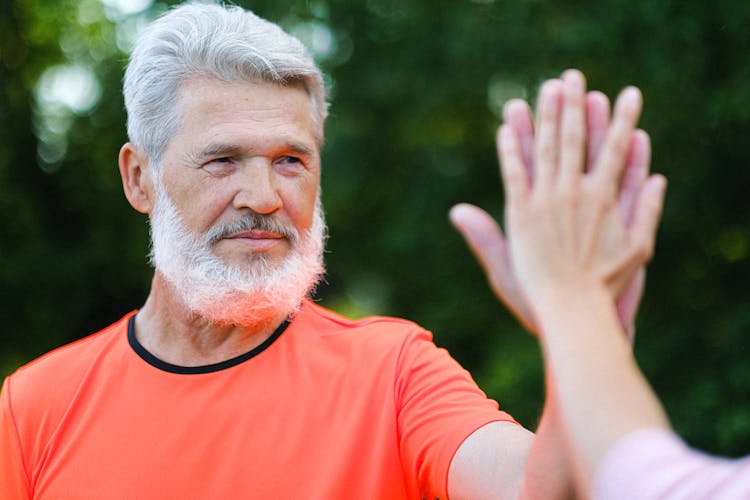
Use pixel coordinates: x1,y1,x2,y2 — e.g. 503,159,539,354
2,313,135,470
299,299,432,340
7,312,134,399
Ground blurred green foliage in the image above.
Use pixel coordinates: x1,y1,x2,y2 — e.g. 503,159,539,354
2,0,749,457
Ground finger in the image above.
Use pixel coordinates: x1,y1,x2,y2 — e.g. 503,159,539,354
503,99,535,183
592,86,643,186
628,174,667,265
497,124,530,203
558,69,587,187
618,130,650,226
449,203,536,332
534,79,564,191
602,173,664,295
586,91,610,171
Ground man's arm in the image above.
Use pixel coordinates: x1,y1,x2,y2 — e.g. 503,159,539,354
447,421,533,500
447,405,572,500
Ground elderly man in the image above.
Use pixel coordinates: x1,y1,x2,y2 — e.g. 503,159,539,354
0,2,657,499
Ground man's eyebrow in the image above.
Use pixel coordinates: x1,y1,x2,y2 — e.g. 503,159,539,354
195,143,244,160
285,142,316,157
193,141,316,160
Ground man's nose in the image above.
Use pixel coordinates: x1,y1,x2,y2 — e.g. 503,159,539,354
232,160,283,215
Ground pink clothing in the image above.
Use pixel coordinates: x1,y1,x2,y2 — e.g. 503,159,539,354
594,427,750,499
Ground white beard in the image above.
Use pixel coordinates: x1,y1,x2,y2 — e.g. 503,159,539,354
148,183,326,327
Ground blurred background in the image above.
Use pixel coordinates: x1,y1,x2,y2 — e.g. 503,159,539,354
2,0,749,456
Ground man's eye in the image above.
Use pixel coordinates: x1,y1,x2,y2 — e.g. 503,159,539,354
203,157,235,175
275,156,306,173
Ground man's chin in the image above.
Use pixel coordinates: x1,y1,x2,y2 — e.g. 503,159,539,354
181,287,305,328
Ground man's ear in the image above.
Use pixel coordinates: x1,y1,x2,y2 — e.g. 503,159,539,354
119,142,155,214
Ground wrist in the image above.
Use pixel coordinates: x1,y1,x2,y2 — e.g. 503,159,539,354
530,282,629,357
529,279,613,323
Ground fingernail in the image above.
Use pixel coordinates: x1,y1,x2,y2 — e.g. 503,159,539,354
621,86,642,105
562,69,584,89
655,175,667,194
540,79,561,94
502,100,513,121
539,79,562,108
449,203,471,224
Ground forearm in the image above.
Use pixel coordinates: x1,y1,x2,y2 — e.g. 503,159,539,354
518,398,577,500
532,284,670,491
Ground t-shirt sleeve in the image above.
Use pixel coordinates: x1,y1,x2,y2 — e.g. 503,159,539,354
0,377,31,499
594,427,750,500
394,327,516,499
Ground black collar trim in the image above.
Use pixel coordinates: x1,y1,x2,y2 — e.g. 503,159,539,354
127,314,290,374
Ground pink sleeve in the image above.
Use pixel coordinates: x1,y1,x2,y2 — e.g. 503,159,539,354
594,427,750,500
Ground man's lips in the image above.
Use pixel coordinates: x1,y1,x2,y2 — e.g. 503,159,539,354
223,230,286,250
226,229,284,240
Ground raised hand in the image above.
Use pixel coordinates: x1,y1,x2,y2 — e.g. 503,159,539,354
499,71,665,312
495,73,670,498
450,70,659,336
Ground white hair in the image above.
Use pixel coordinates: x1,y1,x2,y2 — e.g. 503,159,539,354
123,1,328,167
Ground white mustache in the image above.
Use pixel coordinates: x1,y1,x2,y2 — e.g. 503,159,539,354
206,213,299,245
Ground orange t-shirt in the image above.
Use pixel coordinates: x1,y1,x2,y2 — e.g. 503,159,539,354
1,300,514,499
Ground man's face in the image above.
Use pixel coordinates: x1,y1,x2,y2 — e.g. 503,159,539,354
156,76,322,270
146,77,325,325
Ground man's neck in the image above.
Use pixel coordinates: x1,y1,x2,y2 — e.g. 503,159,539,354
133,274,288,367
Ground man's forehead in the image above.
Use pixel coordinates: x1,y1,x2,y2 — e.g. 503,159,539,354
168,77,322,155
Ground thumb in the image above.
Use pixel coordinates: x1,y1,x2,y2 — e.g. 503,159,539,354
449,203,536,333
449,203,507,276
